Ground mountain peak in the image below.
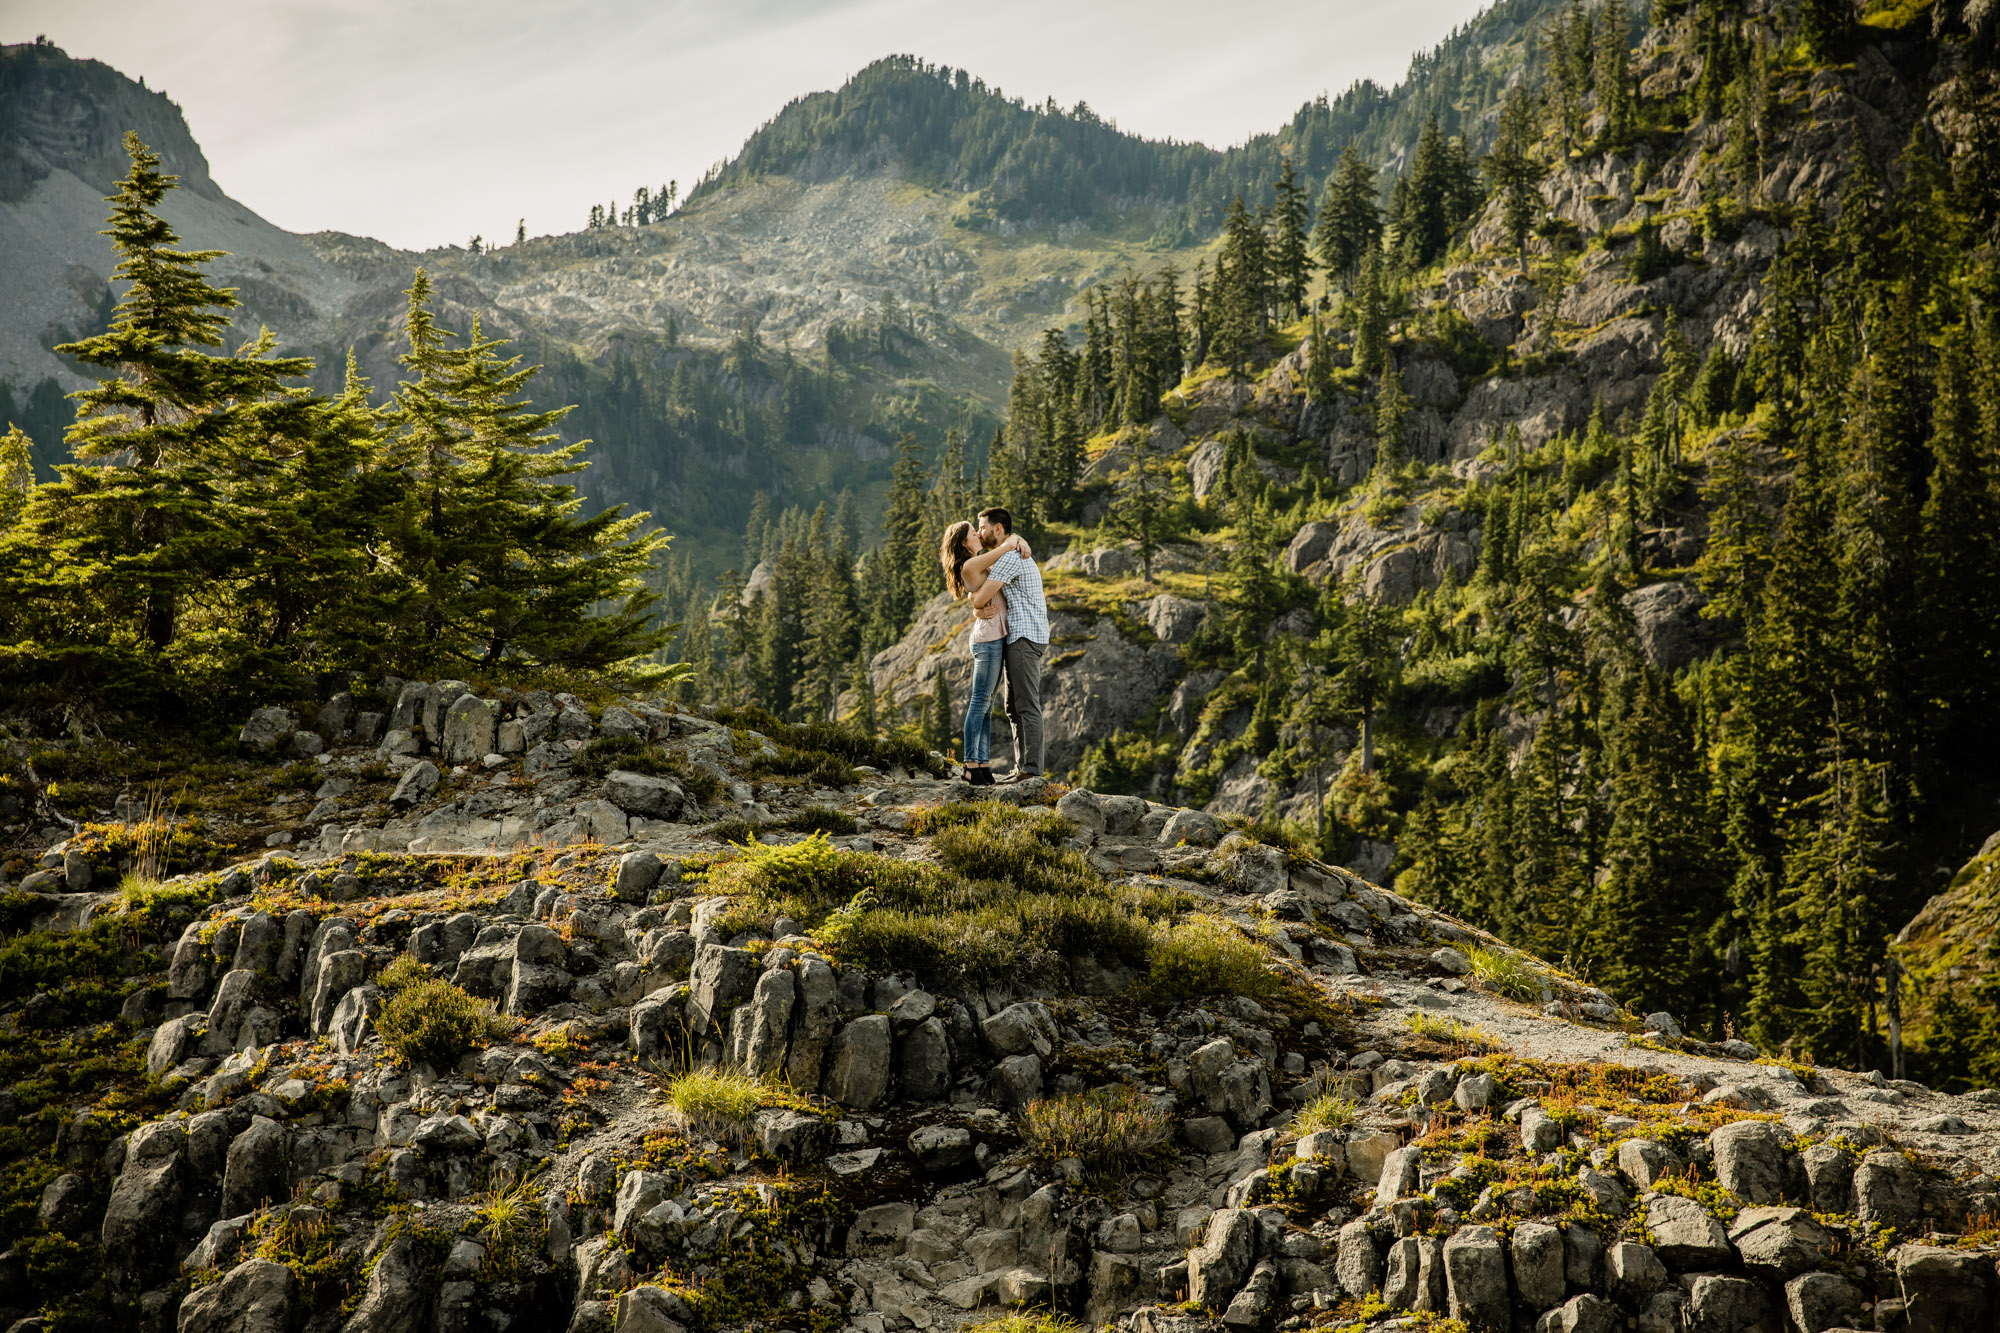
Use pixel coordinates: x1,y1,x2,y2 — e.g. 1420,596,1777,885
0,39,219,204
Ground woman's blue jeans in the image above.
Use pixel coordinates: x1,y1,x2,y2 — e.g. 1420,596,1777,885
963,640,1003,764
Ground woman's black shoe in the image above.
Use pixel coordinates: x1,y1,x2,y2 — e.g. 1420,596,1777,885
966,767,994,786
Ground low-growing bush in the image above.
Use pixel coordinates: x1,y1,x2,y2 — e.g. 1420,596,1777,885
706,821,1153,988
1144,915,1283,1004
1020,1085,1174,1175
375,974,505,1070
776,804,859,837
714,707,939,775
747,746,856,789
572,736,726,805
376,954,429,994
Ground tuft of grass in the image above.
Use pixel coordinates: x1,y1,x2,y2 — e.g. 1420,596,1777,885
978,1317,1088,1333
664,1068,771,1142
1144,915,1283,1004
1293,1091,1359,1136
375,974,507,1070
1403,1011,1501,1054
1020,1085,1175,1175
1467,944,1542,1001
470,1179,545,1280
704,816,761,845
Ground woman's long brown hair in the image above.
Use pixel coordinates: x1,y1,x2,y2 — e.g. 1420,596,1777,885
940,520,975,598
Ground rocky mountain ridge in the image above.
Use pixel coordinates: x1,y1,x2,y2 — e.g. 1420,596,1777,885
1,0,1585,567
0,679,1996,1332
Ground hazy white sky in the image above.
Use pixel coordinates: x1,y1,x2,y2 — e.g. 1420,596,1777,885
9,0,1494,252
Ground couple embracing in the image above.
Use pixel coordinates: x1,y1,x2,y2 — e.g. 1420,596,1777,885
938,506,1047,786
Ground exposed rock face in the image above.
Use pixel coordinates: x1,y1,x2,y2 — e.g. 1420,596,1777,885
1624,580,1716,672
1282,511,1478,604
176,1257,295,1333
103,1119,186,1269
866,592,1178,777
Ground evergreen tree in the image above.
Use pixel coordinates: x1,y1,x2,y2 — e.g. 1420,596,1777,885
874,433,930,640
1917,319,2000,772
1351,250,1389,376
847,653,878,735
1593,0,1633,145
378,274,666,669
0,425,33,532
1327,592,1401,774
1270,155,1315,321
1485,88,1545,272
1313,142,1384,286
1212,198,1269,371
1587,666,1724,1027
1374,355,1411,474
1400,115,1455,268
743,491,773,571
51,134,318,660
1105,431,1169,580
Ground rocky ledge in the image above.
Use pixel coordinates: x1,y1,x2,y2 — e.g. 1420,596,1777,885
0,682,1995,1333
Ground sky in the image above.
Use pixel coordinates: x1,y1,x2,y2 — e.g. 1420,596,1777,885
8,0,1495,253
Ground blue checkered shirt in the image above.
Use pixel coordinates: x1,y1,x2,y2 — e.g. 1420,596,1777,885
988,550,1049,645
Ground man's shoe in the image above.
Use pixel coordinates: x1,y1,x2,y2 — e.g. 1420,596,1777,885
994,771,1040,785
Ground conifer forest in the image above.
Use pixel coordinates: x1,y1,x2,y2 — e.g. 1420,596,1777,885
4,2,2000,1329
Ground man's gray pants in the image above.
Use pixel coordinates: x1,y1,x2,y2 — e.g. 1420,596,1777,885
1002,638,1045,777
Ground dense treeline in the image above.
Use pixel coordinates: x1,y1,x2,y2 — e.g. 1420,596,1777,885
700,54,1224,227
0,137,668,712
820,0,2000,1085
703,0,1622,239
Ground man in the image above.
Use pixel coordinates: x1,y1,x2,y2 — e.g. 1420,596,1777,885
975,506,1049,781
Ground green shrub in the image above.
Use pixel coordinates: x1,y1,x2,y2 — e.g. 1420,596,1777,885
375,977,505,1070
376,954,430,994
706,819,1152,988
572,737,725,805
1467,944,1543,1000
254,1205,354,1312
1144,916,1283,1004
1020,1085,1174,1174
748,747,856,788
714,707,939,774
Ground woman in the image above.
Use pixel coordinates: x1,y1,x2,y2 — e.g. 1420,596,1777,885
939,520,1025,785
